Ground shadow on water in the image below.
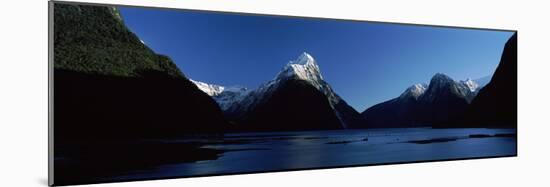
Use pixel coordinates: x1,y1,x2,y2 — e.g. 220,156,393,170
407,133,517,144
408,138,459,144
54,141,224,186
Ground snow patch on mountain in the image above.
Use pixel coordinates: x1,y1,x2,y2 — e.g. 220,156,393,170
400,83,427,99
276,52,323,84
215,87,250,111
190,79,251,111
459,79,479,92
190,79,225,96
275,53,338,102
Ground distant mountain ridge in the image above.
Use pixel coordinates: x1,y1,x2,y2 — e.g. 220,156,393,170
361,73,489,128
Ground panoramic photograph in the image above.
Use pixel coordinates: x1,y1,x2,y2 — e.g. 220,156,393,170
52,3,517,186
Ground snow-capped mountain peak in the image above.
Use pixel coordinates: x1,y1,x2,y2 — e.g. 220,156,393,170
190,53,321,117
400,83,427,99
421,73,486,103
190,52,357,129
428,73,482,93
277,52,323,83
290,52,316,65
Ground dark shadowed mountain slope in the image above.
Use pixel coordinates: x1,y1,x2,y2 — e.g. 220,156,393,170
418,74,470,128
361,84,427,128
53,4,227,141
240,79,343,131
464,33,517,128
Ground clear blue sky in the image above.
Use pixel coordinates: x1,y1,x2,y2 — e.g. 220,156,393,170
119,6,514,112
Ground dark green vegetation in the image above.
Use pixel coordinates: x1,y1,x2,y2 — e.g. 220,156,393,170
54,4,182,77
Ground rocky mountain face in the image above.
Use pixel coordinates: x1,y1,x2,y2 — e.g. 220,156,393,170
53,4,227,141
417,73,471,127
463,33,517,128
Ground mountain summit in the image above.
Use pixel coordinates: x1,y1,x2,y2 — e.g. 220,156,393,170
277,52,323,84
192,52,363,130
